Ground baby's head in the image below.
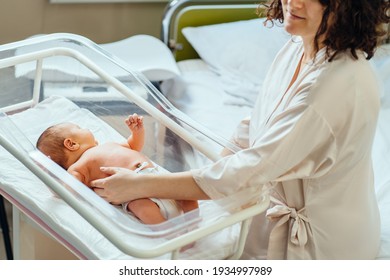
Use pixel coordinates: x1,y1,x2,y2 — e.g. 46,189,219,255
36,122,97,169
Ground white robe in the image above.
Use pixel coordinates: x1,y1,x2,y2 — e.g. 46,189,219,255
191,39,381,259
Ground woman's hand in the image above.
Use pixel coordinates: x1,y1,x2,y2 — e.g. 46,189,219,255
91,167,141,205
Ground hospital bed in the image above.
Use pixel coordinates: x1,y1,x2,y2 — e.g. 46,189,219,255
158,0,390,259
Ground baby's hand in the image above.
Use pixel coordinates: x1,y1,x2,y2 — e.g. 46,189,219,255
125,113,144,132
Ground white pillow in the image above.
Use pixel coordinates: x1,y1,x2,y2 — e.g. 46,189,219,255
183,19,289,80
182,18,289,103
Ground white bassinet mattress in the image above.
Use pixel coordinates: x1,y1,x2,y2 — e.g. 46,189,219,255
0,95,240,260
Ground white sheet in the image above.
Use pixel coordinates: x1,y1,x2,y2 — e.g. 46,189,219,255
162,58,390,260
0,95,240,260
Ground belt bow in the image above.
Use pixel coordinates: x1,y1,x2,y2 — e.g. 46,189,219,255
266,197,309,246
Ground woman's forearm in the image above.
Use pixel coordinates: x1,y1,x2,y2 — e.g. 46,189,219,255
141,171,210,201
91,168,209,205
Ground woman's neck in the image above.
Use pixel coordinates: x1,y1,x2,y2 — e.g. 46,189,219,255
301,36,325,64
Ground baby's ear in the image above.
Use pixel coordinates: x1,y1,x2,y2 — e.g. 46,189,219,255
63,138,80,151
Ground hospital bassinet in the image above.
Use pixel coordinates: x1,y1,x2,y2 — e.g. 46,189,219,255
0,33,269,260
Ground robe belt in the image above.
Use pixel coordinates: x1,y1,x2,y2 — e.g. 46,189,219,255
266,197,309,246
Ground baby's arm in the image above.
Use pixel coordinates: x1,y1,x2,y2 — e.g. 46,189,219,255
68,168,88,186
125,113,145,152
67,163,90,187
127,198,167,224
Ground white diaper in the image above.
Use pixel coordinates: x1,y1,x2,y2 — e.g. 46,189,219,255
122,164,183,221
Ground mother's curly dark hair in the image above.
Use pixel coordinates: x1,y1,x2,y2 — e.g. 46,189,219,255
262,0,390,61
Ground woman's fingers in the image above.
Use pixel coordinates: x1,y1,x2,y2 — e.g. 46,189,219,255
90,167,138,204
103,166,121,174
90,167,120,188
90,177,105,189
92,187,105,198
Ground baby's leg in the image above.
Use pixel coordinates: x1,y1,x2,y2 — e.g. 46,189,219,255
176,200,200,252
127,198,166,224
177,200,199,213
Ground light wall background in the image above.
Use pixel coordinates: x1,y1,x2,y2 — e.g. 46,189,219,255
0,0,168,45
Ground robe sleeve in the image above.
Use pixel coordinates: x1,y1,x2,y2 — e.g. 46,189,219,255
230,116,251,149
191,103,338,199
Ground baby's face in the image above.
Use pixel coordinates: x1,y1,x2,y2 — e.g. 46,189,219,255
59,123,97,148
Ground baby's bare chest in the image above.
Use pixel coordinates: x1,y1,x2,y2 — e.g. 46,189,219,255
89,143,142,166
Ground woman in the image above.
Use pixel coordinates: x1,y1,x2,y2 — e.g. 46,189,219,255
91,0,390,259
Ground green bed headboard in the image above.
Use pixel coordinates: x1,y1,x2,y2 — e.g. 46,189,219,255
162,1,267,61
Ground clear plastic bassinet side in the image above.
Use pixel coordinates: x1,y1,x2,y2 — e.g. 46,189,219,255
0,33,269,259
